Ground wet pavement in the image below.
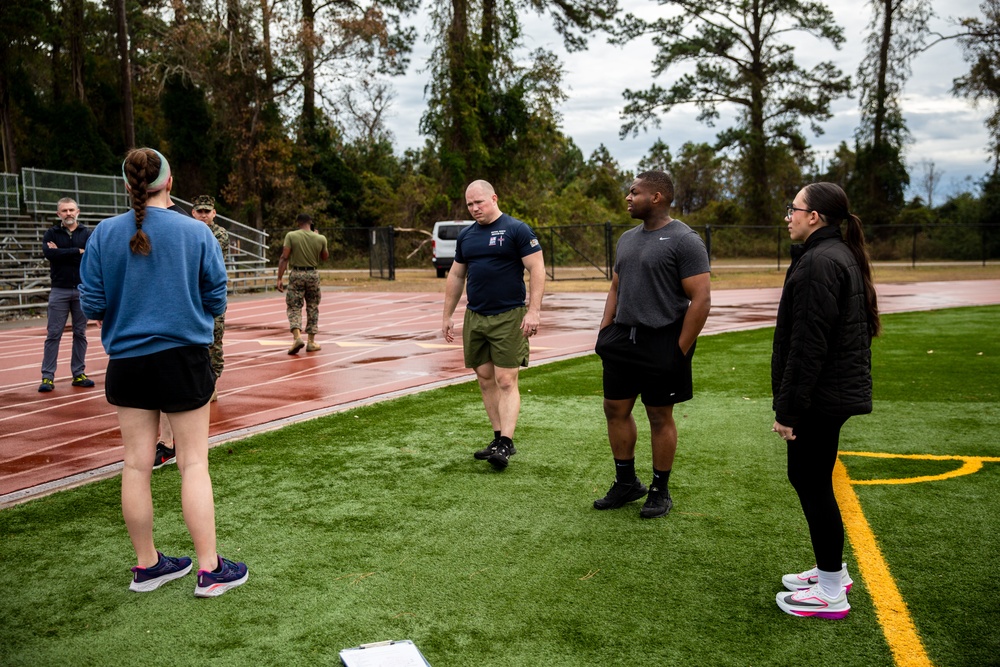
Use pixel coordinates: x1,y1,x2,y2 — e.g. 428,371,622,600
2,279,997,506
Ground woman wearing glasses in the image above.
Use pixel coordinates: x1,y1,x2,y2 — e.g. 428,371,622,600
771,182,881,619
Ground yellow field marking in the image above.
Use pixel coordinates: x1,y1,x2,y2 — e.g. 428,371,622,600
834,460,933,667
840,451,1000,485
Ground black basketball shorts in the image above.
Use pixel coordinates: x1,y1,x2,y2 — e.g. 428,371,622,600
595,321,695,406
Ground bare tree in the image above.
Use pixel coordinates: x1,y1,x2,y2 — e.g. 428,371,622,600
335,79,396,144
918,159,944,207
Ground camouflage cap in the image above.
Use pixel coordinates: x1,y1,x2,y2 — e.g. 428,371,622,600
192,195,215,211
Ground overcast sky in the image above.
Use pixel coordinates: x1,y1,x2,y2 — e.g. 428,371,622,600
383,0,992,200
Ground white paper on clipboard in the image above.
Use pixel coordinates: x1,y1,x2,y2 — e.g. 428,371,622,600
339,639,431,667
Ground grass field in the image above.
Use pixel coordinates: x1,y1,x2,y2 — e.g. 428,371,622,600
0,307,997,666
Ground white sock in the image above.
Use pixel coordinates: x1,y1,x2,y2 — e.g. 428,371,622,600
817,568,843,598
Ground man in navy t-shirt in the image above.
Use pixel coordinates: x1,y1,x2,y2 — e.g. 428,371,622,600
442,180,545,471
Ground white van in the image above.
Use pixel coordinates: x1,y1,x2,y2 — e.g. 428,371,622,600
431,220,475,278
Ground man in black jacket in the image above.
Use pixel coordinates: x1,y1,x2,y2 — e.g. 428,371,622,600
38,197,94,392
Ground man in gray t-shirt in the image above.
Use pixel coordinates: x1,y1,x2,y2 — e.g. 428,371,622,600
593,170,711,519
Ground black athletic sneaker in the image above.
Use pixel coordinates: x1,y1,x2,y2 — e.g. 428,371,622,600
593,478,648,510
153,442,176,470
473,438,517,460
639,485,673,518
487,441,515,470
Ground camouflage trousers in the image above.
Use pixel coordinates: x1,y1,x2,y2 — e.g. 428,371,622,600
286,270,322,334
210,312,225,379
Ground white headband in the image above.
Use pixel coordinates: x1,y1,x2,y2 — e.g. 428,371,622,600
122,149,171,193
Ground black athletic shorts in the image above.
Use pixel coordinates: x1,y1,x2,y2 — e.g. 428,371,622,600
105,345,216,412
595,321,695,406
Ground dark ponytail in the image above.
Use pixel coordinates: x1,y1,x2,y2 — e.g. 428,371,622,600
803,182,881,337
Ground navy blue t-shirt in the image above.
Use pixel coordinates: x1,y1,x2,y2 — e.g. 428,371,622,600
455,213,541,316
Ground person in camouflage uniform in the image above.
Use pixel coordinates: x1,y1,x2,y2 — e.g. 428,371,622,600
276,213,329,354
192,195,228,398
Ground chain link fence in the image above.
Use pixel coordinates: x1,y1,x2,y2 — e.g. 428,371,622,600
534,222,1000,279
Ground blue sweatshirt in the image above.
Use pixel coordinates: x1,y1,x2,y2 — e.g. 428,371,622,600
79,206,228,359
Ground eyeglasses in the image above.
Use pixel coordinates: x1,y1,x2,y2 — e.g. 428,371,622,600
785,204,813,217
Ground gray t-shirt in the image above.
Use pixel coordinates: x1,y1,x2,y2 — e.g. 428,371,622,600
613,219,710,329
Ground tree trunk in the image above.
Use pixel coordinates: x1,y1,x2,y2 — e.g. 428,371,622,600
301,0,316,132
227,0,240,46
868,0,895,220
481,0,496,65
445,0,476,202
260,0,274,98
746,0,771,225
114,0,135,149
51,28,63,103
0,38,18,173
873,0,893,150
67,0,87,104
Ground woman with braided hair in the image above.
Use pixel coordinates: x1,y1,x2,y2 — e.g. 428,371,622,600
771,182,880,620
79,147,248,597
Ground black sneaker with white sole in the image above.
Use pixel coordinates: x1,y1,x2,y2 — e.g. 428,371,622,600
593,478,648,510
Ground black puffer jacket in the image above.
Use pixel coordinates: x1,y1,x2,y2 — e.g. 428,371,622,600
771,225,873,426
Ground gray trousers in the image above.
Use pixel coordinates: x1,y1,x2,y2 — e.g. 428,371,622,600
41,287,89,380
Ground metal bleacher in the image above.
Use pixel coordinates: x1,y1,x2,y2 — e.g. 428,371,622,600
0,173,49,312
0,168,270,315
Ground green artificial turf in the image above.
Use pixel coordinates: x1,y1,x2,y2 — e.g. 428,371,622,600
1,306,997,666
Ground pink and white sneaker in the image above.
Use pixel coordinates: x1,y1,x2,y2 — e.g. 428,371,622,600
776,584,851,619
782,563,853,592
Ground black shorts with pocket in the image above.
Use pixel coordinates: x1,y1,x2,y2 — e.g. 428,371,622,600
105,345,216,412
595,321,695,406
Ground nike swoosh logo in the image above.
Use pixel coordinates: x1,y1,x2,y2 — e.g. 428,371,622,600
659,237,670,240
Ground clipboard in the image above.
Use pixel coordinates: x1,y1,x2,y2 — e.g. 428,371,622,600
339,639,431,666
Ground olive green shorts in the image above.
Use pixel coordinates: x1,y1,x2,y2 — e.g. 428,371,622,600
463,306,529,369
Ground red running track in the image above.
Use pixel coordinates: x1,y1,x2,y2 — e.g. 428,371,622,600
2,280,997,506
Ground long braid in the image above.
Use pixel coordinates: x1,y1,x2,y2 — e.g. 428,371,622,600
804,182,881,338
123,148,153,256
